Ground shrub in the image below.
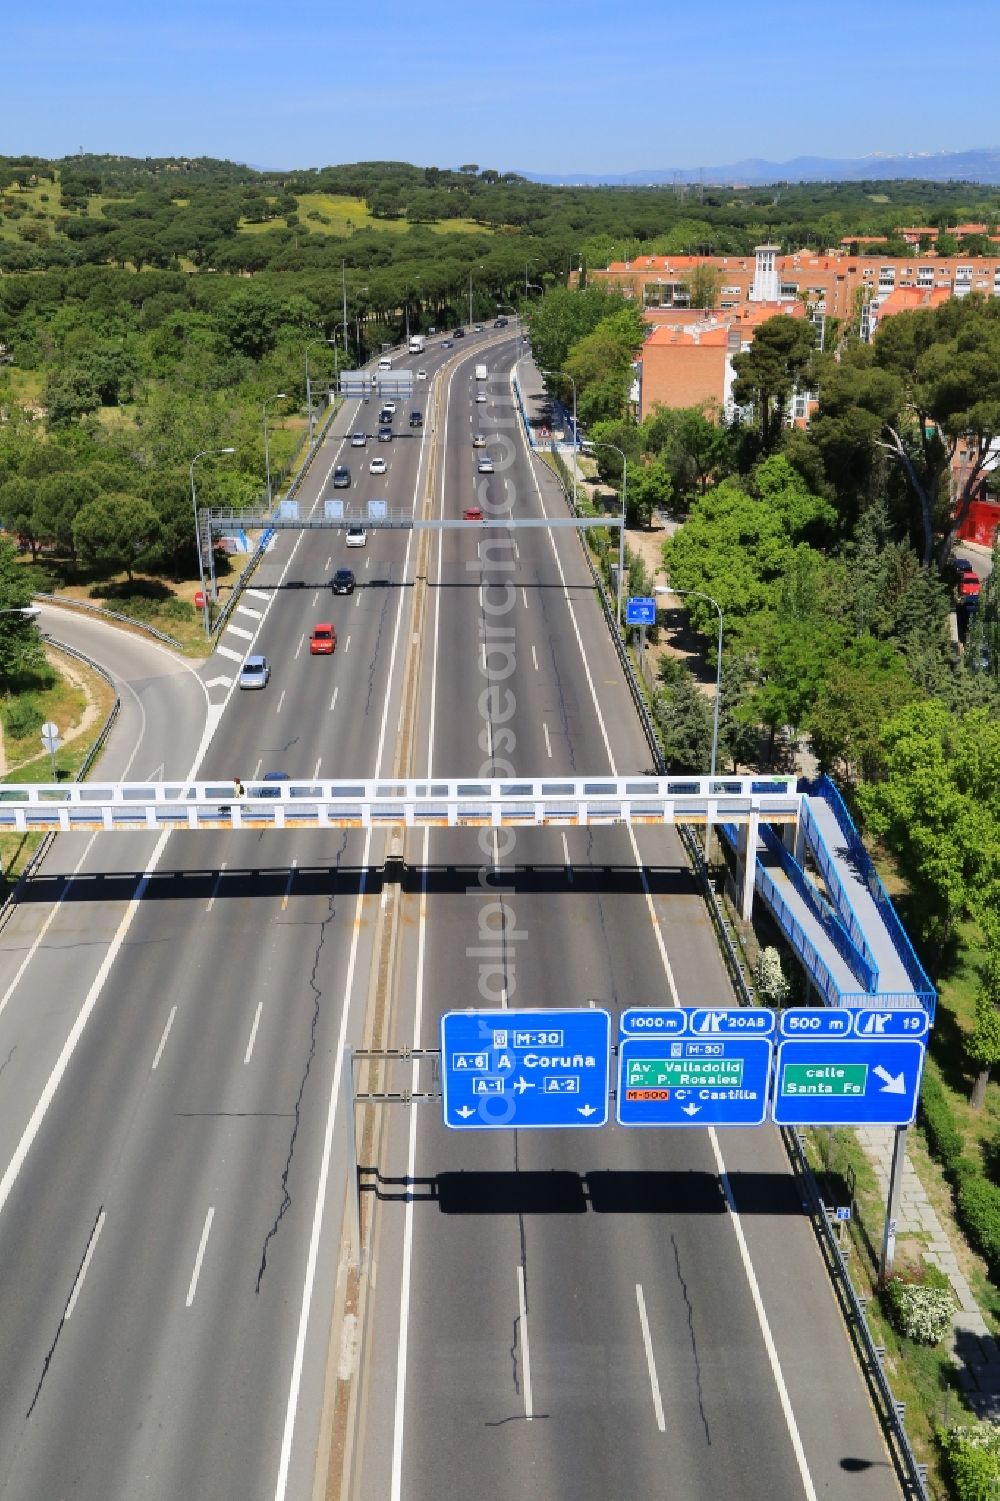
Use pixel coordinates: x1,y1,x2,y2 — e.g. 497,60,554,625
954,1167,1000,1277
882,1276,954,1344
918,1070,964,1174
755,946,791,1006
1,694,44,742
939,1424,1000,1500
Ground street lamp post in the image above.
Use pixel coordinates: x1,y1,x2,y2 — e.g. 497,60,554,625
189,446,236,635
589,441,628,627
539,368,578,512
263,393,287,507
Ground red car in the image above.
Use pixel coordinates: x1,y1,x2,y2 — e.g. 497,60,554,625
463,506,484,521
959,574,982,602
309,623,337,655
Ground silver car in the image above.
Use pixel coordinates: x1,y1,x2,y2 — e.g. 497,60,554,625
238,655,270,690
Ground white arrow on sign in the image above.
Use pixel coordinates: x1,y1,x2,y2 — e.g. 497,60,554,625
682,1103,701,1116
874,1065,906,1094
456,1105,475,1119
860,1013,890,1034
577,1103,597,1117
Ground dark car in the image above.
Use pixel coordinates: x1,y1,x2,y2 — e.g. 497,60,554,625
333,465,351,488
378,406,394,425
452,327,465,338
494,316,508,328
377,426,393,442
258,771,291,798
409,410,423,428
331,567,355,595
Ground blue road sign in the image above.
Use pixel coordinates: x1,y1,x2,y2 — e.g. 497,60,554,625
440,1009,611,1129
367,498,388,520
620,1007,775,1040
619,1008,687,1039
772,1039,926,1126
853,1008,930,1039
323,499,345,520
626,596,656,627
780,1008,853,1038
617,1036,773,1127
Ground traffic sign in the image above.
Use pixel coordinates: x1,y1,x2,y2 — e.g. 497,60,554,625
278,499,299,520
440,1009,611,1129
620,1008,686,1039
619,1007,775,1039
367,498,388,520
323,499,345,520
625,596,656,627
617,1035,772,1127
772,1039,925,1126
853,1008,929,1039
780,1008,853,1037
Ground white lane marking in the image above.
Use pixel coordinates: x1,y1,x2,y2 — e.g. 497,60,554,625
294,634,305,660
216,644,242,662
531,644,538,672
636,1284,665,1432
312,757,322,779
390,829,429,1501
0,831,98,1023
276,689,286,714
517,1264,534,1421
542,721,552,758
329,686,339,712
246,588,270,603
343,636,351,653
206,862,227,913
312,592,320,607
244,1002,264,1065
205,674,232,689
355,592,362,607
151,1006,177,1071
561,832,573,881
252,758,262,780
708,1134,818,1499
521,587,528,609
274,417,429,1501
237,604,263,620
185,1206,215,1308
65,1210,107,1320
226,624,254,642
281,859,297,912
365,556,371,569
324,556,332,571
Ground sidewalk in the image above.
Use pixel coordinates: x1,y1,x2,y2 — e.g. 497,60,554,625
857,1126,1000,1417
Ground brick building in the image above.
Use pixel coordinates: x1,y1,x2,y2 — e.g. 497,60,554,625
637,301,810,421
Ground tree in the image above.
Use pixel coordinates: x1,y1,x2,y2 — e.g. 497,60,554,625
730,316,818,452
684,263,722,309
564,304,644,425
73,493,162,581
654,660,713,772
967,944,1000,1110
0,535,44,684
42,366,100,427
805,638,919,783
627,458,672,528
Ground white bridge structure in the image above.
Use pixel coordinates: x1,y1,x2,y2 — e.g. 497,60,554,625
0,775,798,835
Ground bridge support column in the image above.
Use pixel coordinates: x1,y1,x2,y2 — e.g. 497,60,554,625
736,811,758,921
782,809,807,865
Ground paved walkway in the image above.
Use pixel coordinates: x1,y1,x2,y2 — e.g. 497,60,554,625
857,1126,1000,1417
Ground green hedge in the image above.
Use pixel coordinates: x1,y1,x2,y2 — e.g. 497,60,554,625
919,1070,965,1174
955,1166,1000,1279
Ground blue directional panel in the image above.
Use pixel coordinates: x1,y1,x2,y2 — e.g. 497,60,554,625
625,596,656,626
617,1036,773,1127
440,1009,611,1129
772,1039,926,1126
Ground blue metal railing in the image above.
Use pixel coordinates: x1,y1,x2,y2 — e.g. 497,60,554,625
805,776,936,1017
758,825,878,993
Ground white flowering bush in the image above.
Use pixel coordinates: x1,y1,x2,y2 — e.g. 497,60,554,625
883,1277,954,1345
754,947,790,1007
939,1423,1000,1500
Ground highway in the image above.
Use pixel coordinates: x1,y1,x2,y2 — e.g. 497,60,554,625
0,326,905,1501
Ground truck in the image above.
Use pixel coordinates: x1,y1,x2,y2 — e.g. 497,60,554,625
475,364,488,381
408,335,426,355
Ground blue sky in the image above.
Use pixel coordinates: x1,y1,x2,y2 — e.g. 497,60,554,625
4,0,998,174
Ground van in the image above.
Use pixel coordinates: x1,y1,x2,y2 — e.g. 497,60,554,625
377,357,392,372
475,364,488,381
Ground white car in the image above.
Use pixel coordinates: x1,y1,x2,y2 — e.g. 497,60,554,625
416,368,427,380
383,400,397,415
477,456,494,474
346,525,367,548
238,655,270,690
369,456,387,475
350,432,366,447
476,393,487,403
472,433,486,448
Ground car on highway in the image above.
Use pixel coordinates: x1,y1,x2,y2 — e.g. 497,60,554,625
494,316,508,327
383,400,397,414
452,327,465,338
477,456,494,474
378,406,394,424
350,431,367,447
346,525,367,548
409,410,423,428
258,771,290,797
416,368,427,380
331,567,356,595
309,623,337,655
441,339,452,349
463,505,484,521
472,433,486,447
369,455,387,474
476,393,487,403
238,655,270,690
333,465,351,488
377,426,393,442
474,322,484,332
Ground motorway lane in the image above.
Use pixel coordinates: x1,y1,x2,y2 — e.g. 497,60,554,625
356,340,902,1500
0,351,457,1497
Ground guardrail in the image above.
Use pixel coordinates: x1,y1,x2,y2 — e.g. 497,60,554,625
806,775,936,1016
800,794,880,983
758,824,879,992
34,593,183,649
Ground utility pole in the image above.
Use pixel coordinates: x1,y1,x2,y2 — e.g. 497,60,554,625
342,260,349,359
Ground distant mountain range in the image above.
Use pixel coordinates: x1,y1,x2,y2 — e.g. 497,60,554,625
521,149,1000,187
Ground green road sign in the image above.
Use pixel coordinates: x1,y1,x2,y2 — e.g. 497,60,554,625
780,1062,867,1097
625,1057,745,1091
